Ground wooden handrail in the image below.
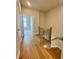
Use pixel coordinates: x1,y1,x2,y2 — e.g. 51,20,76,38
51,37,63,41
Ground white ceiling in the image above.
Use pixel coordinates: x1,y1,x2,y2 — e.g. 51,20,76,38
20,0,63,12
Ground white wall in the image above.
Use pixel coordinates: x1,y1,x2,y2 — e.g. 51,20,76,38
39,11,45,28
21,8,40,34
16,0,22,59
45,5,63,37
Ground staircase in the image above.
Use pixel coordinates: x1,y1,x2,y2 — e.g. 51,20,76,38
45,47,61,59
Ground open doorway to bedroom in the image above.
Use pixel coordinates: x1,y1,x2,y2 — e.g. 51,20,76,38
21,16,33,45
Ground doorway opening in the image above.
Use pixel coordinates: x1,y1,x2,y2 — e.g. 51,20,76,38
21,16,33,44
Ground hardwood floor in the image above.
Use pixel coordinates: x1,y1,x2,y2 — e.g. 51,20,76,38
20,32,61,59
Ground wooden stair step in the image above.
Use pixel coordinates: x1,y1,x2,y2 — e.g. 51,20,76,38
45,47,61,59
